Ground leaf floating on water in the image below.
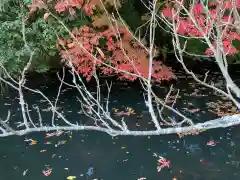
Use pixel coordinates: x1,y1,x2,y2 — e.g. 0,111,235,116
200,159,209,165
52,154,56,158
138,177,146,180
23,169,28,176
24,138,33,142
55,140,67,147
45,130,63,138
44,142,52,145
188,108,200,113
29,140,37,145
112,108,119,112
67,176,76,180
113,107,136,116
206,140,216,146
153,154,170,172
42,168,52,176
87,167,94,176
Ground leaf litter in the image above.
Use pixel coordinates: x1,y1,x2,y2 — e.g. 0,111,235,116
24,130,72,177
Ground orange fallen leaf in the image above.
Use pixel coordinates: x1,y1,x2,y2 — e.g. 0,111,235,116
29,140,37,145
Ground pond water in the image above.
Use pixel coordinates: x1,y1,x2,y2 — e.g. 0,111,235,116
0,70,240,180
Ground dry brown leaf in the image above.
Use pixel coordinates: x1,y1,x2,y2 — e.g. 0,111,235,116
90,0,122,9
92,14,110,27
104,0,122,8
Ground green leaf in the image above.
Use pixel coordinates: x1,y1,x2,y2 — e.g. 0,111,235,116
23,0,32,5
179,37,208,55
232,39,240,51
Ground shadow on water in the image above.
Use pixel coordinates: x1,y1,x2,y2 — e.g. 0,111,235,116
0,71,240,180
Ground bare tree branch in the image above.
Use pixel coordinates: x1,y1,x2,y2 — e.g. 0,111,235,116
0,0,240,138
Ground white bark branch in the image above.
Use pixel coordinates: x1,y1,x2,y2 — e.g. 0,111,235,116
0,0,239,138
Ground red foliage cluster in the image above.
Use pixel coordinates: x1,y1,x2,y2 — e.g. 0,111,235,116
28,0,174,82
27,0,46,13
28,0,95,16
58,26,174,81
55,0,95,16
162,0,240,56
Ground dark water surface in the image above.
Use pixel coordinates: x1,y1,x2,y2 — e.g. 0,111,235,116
0,72,240,180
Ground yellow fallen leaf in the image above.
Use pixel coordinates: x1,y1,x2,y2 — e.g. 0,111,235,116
67,176,76,180
113,108,118,112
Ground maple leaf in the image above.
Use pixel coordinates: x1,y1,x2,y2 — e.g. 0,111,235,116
162,8,174,20
161,0,240,56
